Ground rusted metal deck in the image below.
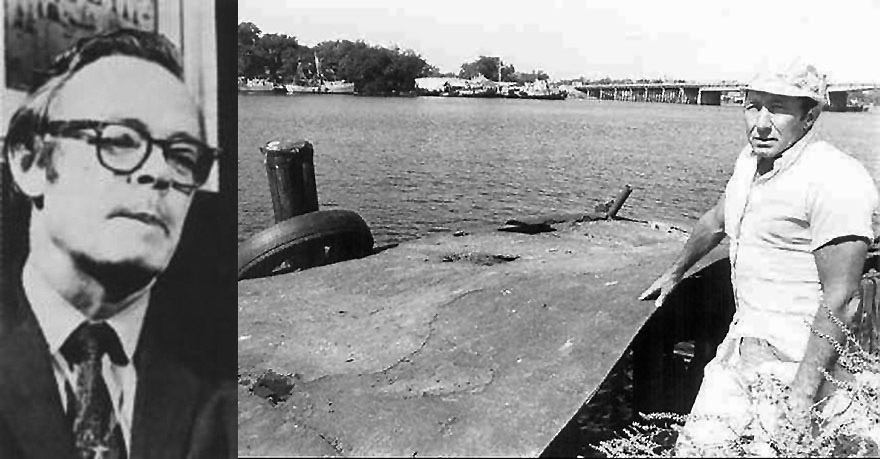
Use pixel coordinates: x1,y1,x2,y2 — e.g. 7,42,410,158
237,217,726,457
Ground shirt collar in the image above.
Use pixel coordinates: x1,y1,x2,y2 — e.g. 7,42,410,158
23,257,150,362
749,129,816,181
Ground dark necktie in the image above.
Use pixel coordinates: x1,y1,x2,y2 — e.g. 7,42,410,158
61,322,129,459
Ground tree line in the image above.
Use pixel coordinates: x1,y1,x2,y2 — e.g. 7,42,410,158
452,55,550,84
238,22,434,95
238,22,568,95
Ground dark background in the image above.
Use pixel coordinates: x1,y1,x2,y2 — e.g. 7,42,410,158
151,0,237,382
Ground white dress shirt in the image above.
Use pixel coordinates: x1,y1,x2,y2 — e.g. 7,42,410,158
723,131,878,360
23,258,150,451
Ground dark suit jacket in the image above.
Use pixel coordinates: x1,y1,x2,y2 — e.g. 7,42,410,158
0,280,236,459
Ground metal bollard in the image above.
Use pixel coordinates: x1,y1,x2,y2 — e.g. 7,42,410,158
262,139,319,223
261,139,322,269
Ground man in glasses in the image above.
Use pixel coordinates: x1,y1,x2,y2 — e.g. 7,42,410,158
0,29,232,458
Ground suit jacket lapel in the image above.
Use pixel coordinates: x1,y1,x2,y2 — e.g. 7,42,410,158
129,308,201,459
0,288,75,459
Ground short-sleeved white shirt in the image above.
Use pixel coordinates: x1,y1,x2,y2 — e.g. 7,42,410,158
723,130,878,360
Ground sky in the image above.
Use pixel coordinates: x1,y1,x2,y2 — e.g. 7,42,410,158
238,0,880,83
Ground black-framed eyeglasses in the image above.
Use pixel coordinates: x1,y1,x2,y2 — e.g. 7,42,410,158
44,119,219,193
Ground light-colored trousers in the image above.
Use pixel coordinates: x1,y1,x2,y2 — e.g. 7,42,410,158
676,336,880,457
675,336,798,456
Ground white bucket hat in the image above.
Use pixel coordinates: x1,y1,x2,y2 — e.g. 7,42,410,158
747,61,827,104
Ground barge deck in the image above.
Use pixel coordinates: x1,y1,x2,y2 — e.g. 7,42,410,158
238,216,729,456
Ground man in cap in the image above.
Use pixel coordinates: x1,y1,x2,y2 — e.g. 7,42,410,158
639,62,878,453
0,29,233,458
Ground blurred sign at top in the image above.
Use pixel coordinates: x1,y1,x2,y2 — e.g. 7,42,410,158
4,0,157,91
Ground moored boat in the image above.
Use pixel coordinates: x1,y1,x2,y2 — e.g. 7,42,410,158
287,53,356,95
286,81,356,94
516,80,568,100
321,80,356,94
239,78,285,93
520,92,567,100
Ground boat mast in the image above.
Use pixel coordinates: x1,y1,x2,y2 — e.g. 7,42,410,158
497,57,502,96
314,51,322,85
294,59,305,85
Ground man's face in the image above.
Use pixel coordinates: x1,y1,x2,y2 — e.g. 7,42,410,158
743,90,813,159
39,56,201,274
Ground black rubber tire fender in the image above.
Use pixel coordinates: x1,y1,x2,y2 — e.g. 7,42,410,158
238,209,373,280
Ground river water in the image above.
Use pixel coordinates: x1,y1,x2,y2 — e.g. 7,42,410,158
238,93,880,247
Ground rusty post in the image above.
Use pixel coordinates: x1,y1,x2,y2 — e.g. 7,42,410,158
261,139,322,268
606,184,633,219
857,274,880,353
262,139,319,222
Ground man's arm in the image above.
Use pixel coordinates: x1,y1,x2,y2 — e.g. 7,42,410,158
789,237,868,411
639,194,726,307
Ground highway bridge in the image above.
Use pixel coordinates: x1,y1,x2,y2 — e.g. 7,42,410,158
575,82,879,110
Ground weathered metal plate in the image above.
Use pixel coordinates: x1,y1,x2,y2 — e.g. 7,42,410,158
238,218,720,457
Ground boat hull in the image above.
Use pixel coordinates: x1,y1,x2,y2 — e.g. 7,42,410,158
521,93,567,100
239,85,274,92
287,82,356,95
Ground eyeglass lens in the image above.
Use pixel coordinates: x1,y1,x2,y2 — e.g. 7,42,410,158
97,124,212,186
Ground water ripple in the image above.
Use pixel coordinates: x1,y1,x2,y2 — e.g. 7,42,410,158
239,94,879,246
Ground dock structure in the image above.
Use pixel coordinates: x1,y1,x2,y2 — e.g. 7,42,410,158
575,82,880,109
238,215,733,457
576,82,739,105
